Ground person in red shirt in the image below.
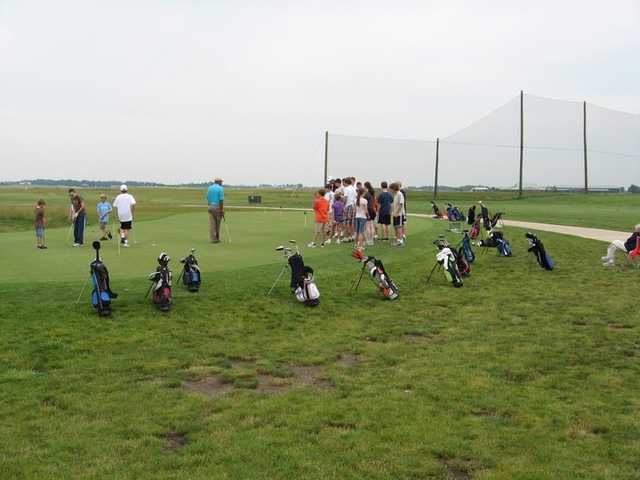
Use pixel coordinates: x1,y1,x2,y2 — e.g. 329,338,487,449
308,188,329,248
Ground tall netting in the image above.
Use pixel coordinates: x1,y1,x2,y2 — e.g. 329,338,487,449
586,104,640,188
326,93,639,189
326,134,436,187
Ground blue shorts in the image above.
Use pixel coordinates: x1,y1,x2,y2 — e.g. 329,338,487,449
35,227,45,238
356,218,367,234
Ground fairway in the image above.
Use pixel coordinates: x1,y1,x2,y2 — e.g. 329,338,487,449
1,203,639,479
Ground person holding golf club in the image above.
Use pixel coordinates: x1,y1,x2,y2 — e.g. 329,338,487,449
112,184,136,248
206,178,225,243
96,194,113,241
34,199,47,249
68,188,87,247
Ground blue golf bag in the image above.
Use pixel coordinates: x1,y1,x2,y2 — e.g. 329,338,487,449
89,241,117,316
461,231,475,263
179,249,201,292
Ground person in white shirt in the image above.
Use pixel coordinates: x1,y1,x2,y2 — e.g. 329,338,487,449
354,187,369,251
112,184,137,247
324,183,336,244
342,178,358,241
390,182,405,247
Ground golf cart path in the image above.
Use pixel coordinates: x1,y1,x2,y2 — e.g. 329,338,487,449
182,205,625,243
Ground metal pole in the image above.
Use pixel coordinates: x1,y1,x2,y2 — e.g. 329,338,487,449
433,137,440,199
583,101,588,194
519,90,524,198
323,131,329,186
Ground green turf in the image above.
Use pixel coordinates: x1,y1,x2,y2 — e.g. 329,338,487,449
1,208,639,479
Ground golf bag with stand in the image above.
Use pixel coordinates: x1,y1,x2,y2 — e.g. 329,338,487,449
469,217,481,239
89,241,117,316
428,239,464,288
267,241,319,306
147,252,172,311
490,211,504,228
467,205,476,225
430,201,442,218
479,230,512,257
461,231,475,264
351,250,399,300
178,249,201,292
526,232,554,270
446,203,465,222
480,202,491,231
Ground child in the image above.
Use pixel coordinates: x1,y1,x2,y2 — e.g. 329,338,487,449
308,188,329,248
390,182,405,247
354,186,369,251
332,193,345,243
34,199,47,249
96,194,113,241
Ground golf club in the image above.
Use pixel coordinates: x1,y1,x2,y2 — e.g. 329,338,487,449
224,217,232,243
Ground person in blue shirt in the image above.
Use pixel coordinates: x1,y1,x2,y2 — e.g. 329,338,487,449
206,178,225,243
96,194,113,241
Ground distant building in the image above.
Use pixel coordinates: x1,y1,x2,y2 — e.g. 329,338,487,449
471,186,489,192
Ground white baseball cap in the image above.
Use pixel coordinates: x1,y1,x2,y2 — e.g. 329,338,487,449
120,184,128,192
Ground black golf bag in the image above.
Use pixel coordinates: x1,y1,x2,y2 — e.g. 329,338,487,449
467,205,476,225
490,212,504,228
479,230,512,256
179,250,201,292
352,250,399,300
526,232,554,270
461,231,475,264
434,240,463,288
480,204,491,231
431,201,441,218
89,241,117,316
148,253,172,311
288,253,320,307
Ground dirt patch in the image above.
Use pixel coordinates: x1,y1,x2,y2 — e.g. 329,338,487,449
436,453,473,480
291,366,335,389
608,323,634,331
160,431,189,452
182,376,233,397
568,423,609,439
470,408,510,421
401,332,431,343
336,353,361,366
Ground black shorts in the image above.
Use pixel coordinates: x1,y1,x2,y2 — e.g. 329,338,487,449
120,221,132,230
378,213,391,225
393,216,405,227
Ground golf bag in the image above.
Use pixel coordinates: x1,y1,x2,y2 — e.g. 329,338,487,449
461,231,475,263
89,241,117,316
179,249,201,292
446,203,465,222
434,240,463,287
288,253,320,307
454,247,471,277
352,250,399,300
480,204,491,231
526,232,554,270
148,253,172,311
490,212,504,228
469,218,481,239
430,201,441,218
479,230,512,257
467,205,476,225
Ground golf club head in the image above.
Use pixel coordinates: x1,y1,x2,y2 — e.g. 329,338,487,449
275,246,285,251
92,241,101,251
190,248,196,254
288,240,297,244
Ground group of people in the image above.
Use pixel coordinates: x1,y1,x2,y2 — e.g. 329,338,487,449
309,177,407,251
33,185,137,249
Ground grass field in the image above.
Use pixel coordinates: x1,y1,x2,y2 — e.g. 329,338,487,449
2,186,639,233
1,189,639,479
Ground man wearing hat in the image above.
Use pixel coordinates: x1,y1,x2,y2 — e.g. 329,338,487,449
112,184,137,248
206,178,225,243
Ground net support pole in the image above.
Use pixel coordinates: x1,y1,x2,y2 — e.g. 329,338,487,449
433,137,440,199
518,90,524,198
583,101,588,194
323,131,329,186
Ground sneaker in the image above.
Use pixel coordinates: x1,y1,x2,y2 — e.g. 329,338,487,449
320,243,325,248
307,242,317,248
123,243,130,248
367,240,374,246
73,243,80,247
107,232,113,240
336,239,341,245
600,256,610,262
602,261,614,267
325,239,331,245
41,245,48,249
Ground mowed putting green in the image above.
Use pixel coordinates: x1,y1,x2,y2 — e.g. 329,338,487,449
1,209,639,479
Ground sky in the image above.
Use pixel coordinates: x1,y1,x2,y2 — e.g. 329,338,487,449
1,0,639,186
